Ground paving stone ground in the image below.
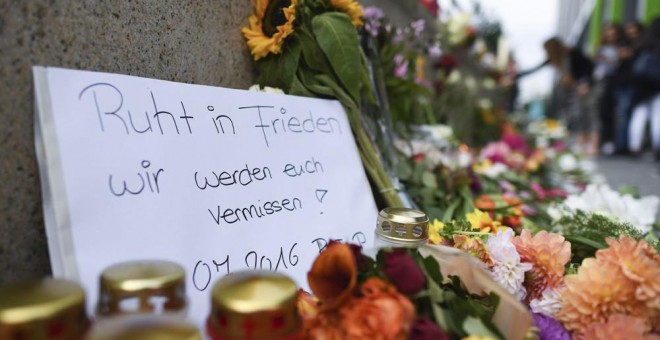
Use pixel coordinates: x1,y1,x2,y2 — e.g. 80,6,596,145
597,153,660,196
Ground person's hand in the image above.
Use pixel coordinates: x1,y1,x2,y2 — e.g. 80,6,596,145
560,74,574,88
577,82,590,96
619,47,633,59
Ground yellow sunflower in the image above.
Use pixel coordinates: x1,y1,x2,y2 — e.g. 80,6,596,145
242,0,298,61
330,0,364,27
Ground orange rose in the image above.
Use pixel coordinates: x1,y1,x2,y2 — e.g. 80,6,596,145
302,313,343,340
339,278,416,340
307,242,357,310
297,289,320,320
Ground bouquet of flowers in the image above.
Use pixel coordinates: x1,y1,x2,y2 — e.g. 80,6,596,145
242,0,403,207
428,209,660,339
298,241,533,339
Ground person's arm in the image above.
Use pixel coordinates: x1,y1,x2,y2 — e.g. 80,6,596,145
515,60,550,80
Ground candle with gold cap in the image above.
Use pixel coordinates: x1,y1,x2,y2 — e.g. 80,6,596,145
96,260,187,319
86,314,201,340
374,207,430,248
0,278,89,340
206,271,301,340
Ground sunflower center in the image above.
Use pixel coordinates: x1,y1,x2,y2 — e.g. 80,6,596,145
263,0,292,37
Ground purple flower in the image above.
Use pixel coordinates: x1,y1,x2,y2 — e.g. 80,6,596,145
363,6,384,20
393,28,405,43
499,180,515,193
428,44,442,58
394,54,409,79
411,19,426,37
532,313,570,340
363,6,384,37
468,170,483,194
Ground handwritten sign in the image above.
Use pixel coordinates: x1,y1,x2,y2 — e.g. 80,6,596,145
33,66,378,326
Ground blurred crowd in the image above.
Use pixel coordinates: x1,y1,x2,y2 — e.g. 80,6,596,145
543,18,660,159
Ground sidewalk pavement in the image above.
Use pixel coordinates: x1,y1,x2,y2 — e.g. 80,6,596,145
597,153,660,196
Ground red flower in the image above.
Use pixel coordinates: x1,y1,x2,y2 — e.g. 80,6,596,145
409,317,450,340
419,0,439,17
412,153,426,163
382,249,427,295
436,54,459,74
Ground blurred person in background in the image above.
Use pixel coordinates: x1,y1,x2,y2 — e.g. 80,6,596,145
628,18,660,160
544,37,597,156
611,21,645,154
593,23,625,155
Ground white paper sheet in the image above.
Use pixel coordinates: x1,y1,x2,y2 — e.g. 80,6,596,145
33,66,378,327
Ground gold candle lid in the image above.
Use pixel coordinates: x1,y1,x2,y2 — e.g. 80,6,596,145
207,271,300,340
87,315,201,340
97,260,187,317
376,207,430,245
0,278,89,339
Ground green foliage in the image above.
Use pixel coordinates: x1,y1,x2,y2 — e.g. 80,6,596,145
407,251,503,339
311,12,361,103
396,154,475,222
256,36,302,92
557,210,660,264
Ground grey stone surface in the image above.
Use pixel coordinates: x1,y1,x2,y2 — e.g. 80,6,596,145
0,0,255,282
598,155,660,196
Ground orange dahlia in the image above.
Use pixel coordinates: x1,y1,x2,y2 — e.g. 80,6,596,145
511,230,571,300
597,236,660,309
558,258,644,335
557,236,659,336
581,314,659,340
453,234,494,267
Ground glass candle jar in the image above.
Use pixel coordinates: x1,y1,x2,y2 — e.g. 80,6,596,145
206,271,301,340
86,314,201,340
96,260,187,319
0,278,89,340
374,207,430,248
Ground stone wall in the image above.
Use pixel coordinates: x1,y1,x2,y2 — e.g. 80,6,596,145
0,0,431,282
0,1,254,281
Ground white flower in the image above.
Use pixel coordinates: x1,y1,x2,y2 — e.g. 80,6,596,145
529,287,562,317
486,229,532,300
554,184,659,233
447,13,470,45
480,162,509,179
557,153,578,172
248,84,284,94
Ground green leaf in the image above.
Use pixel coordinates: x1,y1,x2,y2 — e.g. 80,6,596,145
432,303,451,333
295,67,335,97
396,160,413,180
359,49,377,105
289,73,316,98
311,12,361,104
421,171,437,188
442,199,461,222
463,316,503,339
421,255,444,286
256,36,301,92
297,27,333,75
